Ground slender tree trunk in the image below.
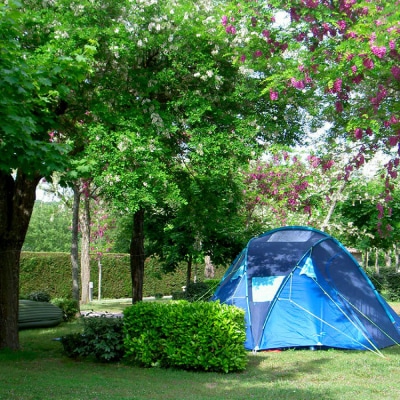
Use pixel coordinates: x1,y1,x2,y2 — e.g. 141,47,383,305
385,250,392,268
204,255,215,278
98,258,102,301
130,208,145,304
375,248,380,275
395,244,399,273
320,180,347,231
0,171,40,350
186,254,193,288
71,184,80,302
80,193,91,304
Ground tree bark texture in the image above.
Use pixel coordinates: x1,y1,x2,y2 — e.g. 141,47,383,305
70,184,80,302
130,208,145,303
0,171,40,350
80,193,91,304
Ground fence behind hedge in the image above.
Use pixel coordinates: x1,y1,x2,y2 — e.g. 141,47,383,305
20,252,224,299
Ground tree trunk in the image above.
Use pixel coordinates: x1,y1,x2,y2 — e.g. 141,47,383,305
186,254,193,288
130,208,145,304
385,250,392,268
395,244,399,273
98,258,102,301
204,255,215,278
71,184,80,302
0,171,40,350
375,248,380,275
80,192,91,304
320,180,347,231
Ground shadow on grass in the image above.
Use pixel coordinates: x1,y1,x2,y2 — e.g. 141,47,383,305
246,351,332,381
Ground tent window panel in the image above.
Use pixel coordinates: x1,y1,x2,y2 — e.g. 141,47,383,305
252,276,285,302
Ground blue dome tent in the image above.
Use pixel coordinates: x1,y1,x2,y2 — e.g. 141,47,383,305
211,226,400,355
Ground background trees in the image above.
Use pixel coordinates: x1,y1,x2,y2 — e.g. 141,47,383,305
1,0,398,350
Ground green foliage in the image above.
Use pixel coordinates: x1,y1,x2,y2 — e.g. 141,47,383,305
23,201,72,253
186,282,213,302
25,290,51,303
61,316,124,362
369,270,400,302
123,301,247,373
51,298,79,322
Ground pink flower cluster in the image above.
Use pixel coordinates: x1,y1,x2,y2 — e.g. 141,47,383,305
221,15,236,34
291,78,305,89
392,66,400,80
371,45,386,58
302,0,319,8
370,85,387,110
270,90,279,101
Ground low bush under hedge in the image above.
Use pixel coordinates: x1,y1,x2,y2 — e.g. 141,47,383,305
61,316,124,362
123,301,247,373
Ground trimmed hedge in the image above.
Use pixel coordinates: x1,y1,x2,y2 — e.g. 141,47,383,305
123,301,247,373
20,252,225,299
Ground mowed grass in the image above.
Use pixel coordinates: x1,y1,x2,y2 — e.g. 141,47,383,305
1,301,400,400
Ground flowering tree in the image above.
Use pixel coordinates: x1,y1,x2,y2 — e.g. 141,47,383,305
243,150,352,232
220,0,399,229
81,0,305,302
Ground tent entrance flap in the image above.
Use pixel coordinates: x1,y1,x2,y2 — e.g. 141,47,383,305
211,226,400,352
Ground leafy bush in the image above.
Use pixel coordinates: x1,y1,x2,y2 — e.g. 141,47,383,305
369,269,400,301
26,291,51,303
60,333,85,359
172,281,217,302
61,316,124,362
123,301,247,373
171,291,187,300
185,282,212,302
51,298,79,322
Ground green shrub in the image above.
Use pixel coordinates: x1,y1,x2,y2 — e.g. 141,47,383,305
123,301,247,373
171,281,218,302
26,290,51,303
60,333,85,359
368,269,400,302
51,298,79,322
171,291,187,300
61,316,124,362
185,282,213,302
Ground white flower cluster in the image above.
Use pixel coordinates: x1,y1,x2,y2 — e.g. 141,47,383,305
117,136,132,152
70,3,85,16
151,112,164,128
104,175,121,186
54,30,69,39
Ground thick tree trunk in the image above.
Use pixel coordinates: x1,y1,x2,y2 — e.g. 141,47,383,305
71,184,80,302
130,208,145,304
0,171,40,350
80,193,91,304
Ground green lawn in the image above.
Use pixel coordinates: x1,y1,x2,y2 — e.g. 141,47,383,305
1,302,400,400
